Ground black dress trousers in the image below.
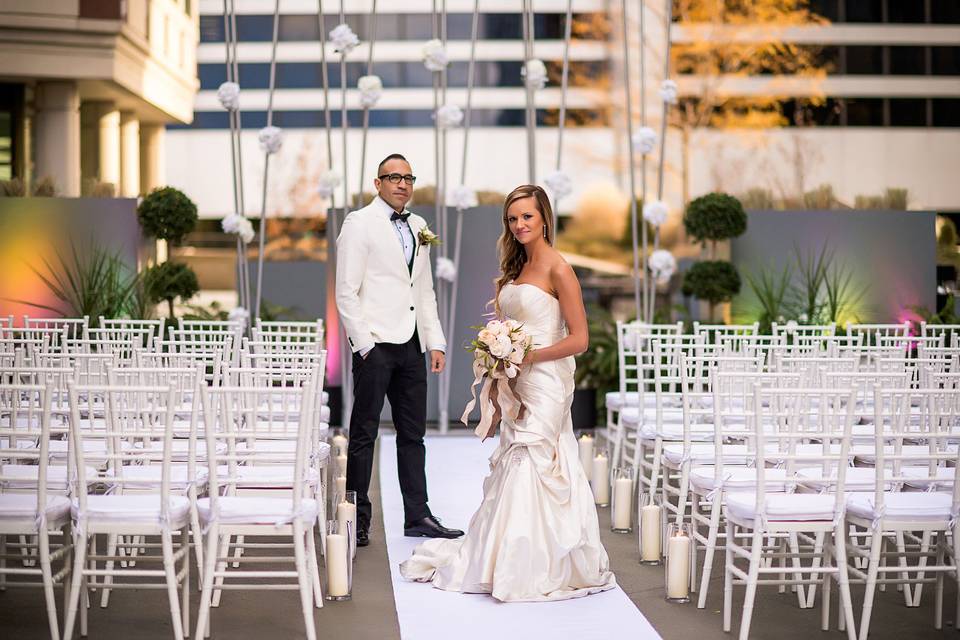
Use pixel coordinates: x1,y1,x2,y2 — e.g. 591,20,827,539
346,329,430,530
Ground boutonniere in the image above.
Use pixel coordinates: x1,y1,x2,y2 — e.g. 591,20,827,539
418,226,441,247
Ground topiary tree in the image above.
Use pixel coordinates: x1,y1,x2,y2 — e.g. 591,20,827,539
681,261,741,322
143,261,199,319
683,192,747,258
682,192,747,322
137,186,198,244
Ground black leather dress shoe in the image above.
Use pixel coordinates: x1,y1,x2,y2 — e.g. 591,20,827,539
404,515,464,539
357,527,370,547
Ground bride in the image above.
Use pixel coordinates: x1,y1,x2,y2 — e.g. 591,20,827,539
399,184,616,602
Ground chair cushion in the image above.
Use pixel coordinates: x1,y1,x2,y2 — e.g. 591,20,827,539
213,465,320,488
726,491,838,523
1,464,99,491
196,496,319,526
851,444,957,466
620,406,684,426
72,495,191,527
641,422,714,442
690,467,787,495
846,492,953,523
605,392,660,411
0,494,71,525
795,467,894,492
663,444,755,466
105,464,208,490
901,466,956,489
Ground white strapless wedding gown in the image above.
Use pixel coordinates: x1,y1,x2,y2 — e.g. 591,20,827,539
399,282,616,602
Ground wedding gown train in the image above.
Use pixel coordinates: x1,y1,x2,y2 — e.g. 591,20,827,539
399,282,617,602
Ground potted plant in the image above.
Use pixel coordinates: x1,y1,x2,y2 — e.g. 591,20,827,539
143,261,200,320
137,186,199,245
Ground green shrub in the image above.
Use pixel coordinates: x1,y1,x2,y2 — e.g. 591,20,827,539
143,261,199,318
138,186,198,243
682,260,741,321
683,192,747,248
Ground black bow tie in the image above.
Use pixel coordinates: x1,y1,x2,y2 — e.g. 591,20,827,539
390,211,411,223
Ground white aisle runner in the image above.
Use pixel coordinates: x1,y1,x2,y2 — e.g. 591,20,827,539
379,434,662,640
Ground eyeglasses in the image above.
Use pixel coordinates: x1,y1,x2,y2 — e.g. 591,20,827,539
378,173,417,185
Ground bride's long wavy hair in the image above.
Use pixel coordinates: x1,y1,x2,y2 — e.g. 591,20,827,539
492,184,555,317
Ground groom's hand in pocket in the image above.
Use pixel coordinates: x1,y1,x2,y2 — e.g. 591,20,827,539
430,350,445,373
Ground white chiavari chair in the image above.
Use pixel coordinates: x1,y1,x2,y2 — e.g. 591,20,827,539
690,370,806,609
719,334,785,367
170,327,241,369
605,321,683,468
844,386,960,639
723,385,857,640
661,351,765,569
6,327,67,354
0,315,13,335
0,382,74,640
920,321,960,348
23,316,88,341
244,334,323,356
98,317,166,344
154,338,232,387
847,322,911,345
253,318,324,343
693,321,759,346
195,375,323,640
64,381,191,640
771,321,836,341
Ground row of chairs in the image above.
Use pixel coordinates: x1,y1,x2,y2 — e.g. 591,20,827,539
1,319,331,640
601,320,960,640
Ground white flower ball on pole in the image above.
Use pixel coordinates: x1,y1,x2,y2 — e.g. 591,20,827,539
631,127,657,155
435,104,463,129
522,59,548,90
659,79,679,105
317,170,342,199
257,126,283,154
222,213,255,244
330,24,360,55
648,249,677,285
216,82,240,111
228,306,250,327
643,200,669,227
435,257,457,282
422,39,449,72
543,170,572,201
448,185,477,211
357,75,383,108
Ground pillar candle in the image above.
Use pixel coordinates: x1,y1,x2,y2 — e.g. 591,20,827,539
640,504,662,561
332,434,348,457
336,501,357,542
335,475,347,500
666,532,691,599
335,453,348,476
592,453,610,505
325,533,349,596
612,477,633,530
578,434,594,477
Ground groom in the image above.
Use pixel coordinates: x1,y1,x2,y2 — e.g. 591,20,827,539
335,153,464,547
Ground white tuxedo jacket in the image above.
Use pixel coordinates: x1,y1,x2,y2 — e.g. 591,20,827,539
335,197,446,355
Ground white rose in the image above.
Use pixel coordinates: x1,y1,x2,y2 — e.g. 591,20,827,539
648,249,677,285
785,320,798,334
504,319,519,332
486,320,505,336
798,313,809,323
490,334,513,358
478,329,496,347
258,126,283,154
508,346,525,365
504,363,518,379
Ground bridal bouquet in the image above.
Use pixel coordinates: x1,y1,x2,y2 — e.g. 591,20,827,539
460,319,533,440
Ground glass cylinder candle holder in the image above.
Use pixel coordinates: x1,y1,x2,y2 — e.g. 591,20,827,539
336,490,358,559
638,493,663,565
610,466,635,533
325,519,353,601
591,446,611,507
664,522,693,603
576,430,595,478
330,428,349,458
